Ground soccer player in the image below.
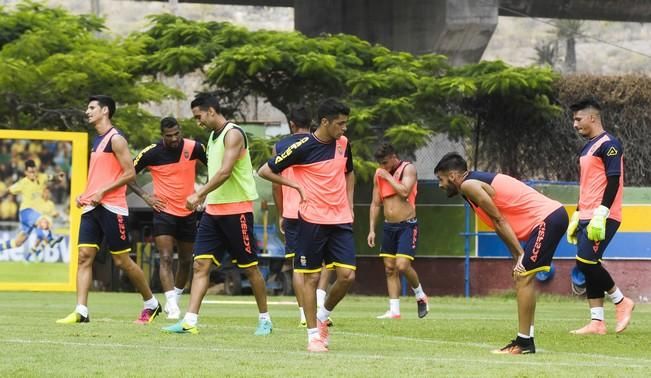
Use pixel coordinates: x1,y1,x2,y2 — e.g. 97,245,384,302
258,98,355,353
271,105,332,327
28,188,64,261
162,94,272,336
368,143,429,319
57,95,161,325
0,160,61,256
434,152,568,354
130,117,207,320
566,98,634,335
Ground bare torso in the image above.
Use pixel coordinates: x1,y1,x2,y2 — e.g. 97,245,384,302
382,193,416,223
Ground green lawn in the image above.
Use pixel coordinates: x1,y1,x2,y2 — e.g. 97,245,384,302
1,292,649,376
0,262,69,283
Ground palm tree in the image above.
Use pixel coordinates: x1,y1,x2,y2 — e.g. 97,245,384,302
533,40,558,67
553,19,584,73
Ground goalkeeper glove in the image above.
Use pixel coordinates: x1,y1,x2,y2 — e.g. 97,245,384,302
566,211,579,244
587,205,609,241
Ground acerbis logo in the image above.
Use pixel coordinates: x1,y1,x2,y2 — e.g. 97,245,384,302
275,137,309,164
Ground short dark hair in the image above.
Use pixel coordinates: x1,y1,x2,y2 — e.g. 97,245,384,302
160,116,179,132
88,95,116,119
570,98,602,113
25,159,36,169
374,143,396,162
190,94,221,113
317,98,350,124
289,105,311,130
434,152,467,174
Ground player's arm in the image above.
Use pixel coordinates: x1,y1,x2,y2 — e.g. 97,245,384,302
461,180,525,272
367,175,381,248
193,141,208,166
8,179,22,195
128,145,164,211
269,145,286,233
88,135,135,206
586,142,623,240
346,170,355,221
187,129,241,209
345,142,355,220
258,164,304,202
127,181,165,212
378,164,417,198
258,138,307,201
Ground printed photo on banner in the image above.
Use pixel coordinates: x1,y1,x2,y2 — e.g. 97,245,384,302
0,130,87,291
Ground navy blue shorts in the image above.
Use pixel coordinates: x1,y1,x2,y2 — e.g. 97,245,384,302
293,216,356,272
79,206,131,254
193,212,259,268
521,206,568,275
576,218,620,264
379,219,418,260
153,211,198,242
283,217,299,259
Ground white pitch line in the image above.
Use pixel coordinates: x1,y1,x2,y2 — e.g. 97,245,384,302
3,338,650,369
202,300,297,305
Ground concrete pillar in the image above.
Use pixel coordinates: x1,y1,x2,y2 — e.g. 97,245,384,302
294,0,498,65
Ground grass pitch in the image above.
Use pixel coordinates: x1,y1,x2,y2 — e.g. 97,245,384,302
0,262,68,282
1,292,649,377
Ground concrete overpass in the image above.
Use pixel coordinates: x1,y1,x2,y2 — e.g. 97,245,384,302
140,0,651,64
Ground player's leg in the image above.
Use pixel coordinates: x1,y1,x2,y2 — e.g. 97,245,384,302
395,220,428,318
164,213,222,334
155,234,179,318
293,267,306,326
302,271,327,352
186,259,213,314
241,264,273,335
494,206,567,354
377,222,400,318
99,207,160,324
163,258,212,334
598,221,634,333
13,231,28,248
315,224,355,349
321,265,355,314
316,268,334,326
316,267,330,308
152,212,179,317
57,211,99,324
320,224,356,313
283,218,305,326
225,212,271,335
572,218,623,334
175,240,194,295
174,212,198,296
76,246,98,308
377,257,400,319
294,217,329,352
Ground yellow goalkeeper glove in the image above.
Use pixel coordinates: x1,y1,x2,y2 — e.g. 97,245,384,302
566,211,579,244
587,205,609,241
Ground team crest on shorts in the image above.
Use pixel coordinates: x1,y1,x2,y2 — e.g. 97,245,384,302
300,256,307,267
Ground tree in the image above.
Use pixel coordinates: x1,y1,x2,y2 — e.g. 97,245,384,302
136,15,464,179
444,61,564,179
533,40,558,68
553,19,584,73
0,1,182,149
